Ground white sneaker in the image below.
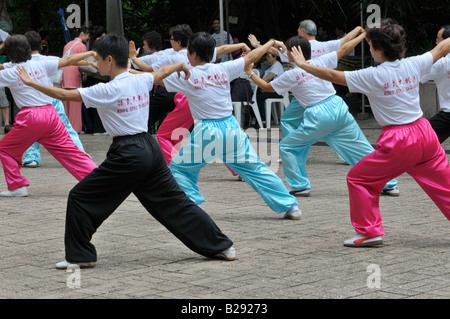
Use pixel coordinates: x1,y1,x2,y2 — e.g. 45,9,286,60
23,161,38,168
55,260,96,270
284,205,302,220
288,187,310,197
382,185,400,197
0,186,28,197
343,233,383,247
214,247,236,261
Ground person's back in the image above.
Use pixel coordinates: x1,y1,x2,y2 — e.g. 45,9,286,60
163,59,242,120
79,71,152,137
272,52,337,107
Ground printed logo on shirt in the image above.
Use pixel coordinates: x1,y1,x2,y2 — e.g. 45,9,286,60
116,92,149,114
193,73,228,90
383,74,419,96
311,49,325,59
18,68,46,86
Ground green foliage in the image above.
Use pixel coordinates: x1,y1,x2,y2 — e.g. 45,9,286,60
2,0,449,57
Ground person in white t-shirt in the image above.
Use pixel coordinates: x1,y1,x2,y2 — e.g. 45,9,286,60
248,22,363,145
421,25,450,143
130,25,250,167
255,53,284,126
16,31,87,168
0,34,97,198
164,32,302,220
291,18,450,247
246,32,398,198
17,33,236,270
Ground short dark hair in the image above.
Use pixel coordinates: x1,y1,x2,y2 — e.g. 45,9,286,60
74,26,90,38
365,18,406,61
187,32,215,63
285,35,311,61
442,25,450,40
92,33,129,69
169,24,193,47
142,31,162,51
24,30,42,51
5,34,32,63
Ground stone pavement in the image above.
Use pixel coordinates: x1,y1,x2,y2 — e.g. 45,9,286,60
0,115,449,302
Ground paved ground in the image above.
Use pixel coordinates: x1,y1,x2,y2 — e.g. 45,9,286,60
0,115,449,303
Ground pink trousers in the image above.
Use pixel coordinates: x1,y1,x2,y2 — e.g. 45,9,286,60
156,93,238,176
0,105,97,190
347,117,450,237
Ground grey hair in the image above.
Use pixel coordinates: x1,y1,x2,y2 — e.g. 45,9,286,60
299,19,317,36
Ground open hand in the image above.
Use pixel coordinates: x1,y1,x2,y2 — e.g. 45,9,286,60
129,41,140,60
15,65,32,85
291,45,307,66
248,34,260,48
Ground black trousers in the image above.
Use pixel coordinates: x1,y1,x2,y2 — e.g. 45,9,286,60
428,111,450,144
148,86,177,128
256,89,282,122
64,132,233,263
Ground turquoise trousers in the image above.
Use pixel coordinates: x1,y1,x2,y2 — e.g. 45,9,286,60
169,115,298,213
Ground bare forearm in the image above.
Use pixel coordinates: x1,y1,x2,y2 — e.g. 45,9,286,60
337,32,365,60
248,71,274,92
340,26,363,45
217,43,248,56
153,62,186,85
26,80,82,102
59,51,94,68
244,39,275,66
430,37,450,63
298,63,347,86
131,57,154,72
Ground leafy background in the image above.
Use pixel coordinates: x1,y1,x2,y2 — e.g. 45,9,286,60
2,0,449,57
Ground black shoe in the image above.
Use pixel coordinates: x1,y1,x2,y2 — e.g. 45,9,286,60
4,124,13,134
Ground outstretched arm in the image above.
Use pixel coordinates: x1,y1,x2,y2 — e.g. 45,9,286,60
249,34,285,57
152,62,190,86
58,51,96,69
430,37,450,63
243,39,278,67
16,65,83,102
216,42,251,57
339,26,364,46
244,63,275,92
291,45,347,86
336,31,366,60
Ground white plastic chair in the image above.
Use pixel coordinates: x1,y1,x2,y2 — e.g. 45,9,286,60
232,69,263,129
264,92,290,129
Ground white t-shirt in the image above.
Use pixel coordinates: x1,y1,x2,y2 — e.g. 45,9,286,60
163,57,245,120
279,38,342,63
4,53,60,86
263,61,284,80
132,48,175,70
0,29,8,42
78,72,154,136
271,51,337,107
345,52,434,126
0,59,58,108
151,49,191,71
420,54,450,112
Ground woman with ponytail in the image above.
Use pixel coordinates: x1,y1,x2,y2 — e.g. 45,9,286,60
290,18,450,247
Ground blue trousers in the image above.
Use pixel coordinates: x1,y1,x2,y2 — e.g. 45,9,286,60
169,115,298,213
23,99,86,164
280,96,398,190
